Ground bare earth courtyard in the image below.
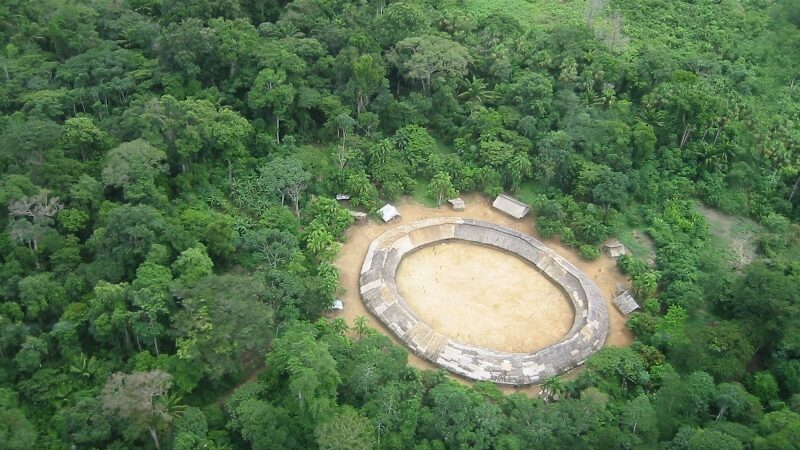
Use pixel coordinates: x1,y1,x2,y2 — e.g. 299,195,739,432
359,216,609,384
397,242,573,353
331,194,633,388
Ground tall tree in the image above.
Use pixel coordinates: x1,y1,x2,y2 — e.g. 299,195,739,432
101,370,174,450
428,171,457,206
101,139,168,204
389,35,471,92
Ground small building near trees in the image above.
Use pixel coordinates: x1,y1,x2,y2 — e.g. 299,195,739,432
448,197,465,210
492,194,530,219
378,204,400,222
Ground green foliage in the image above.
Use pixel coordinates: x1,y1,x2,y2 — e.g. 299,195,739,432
687,429,744,450
579,244,600,261
314,405,376,450
0,389,37,450
307,197,354,239
101,139,168,205
1,0,800,447
174,274,274,383
427,171,458,206
585,347,649,398
266,321,341,423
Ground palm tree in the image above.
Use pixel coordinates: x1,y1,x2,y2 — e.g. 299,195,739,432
368,140,393,168
458,76,498,107
69,354,97,379
632,271,658,299
540,376,566,403
353,316,369,339
505,152,532,191
265,21,305,39
159,392,187,423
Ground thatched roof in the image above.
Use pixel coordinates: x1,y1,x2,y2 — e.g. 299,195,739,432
378,204,400,222
612,291,639,315
448,197,465,210
492,194,530,219
603,239,627,258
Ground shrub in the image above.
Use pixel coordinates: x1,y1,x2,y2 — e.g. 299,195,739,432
579,244,600,260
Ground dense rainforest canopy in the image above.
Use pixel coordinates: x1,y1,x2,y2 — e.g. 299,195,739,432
1,0,800,448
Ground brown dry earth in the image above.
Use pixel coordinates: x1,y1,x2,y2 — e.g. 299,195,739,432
397,242,573,353
330,193,633,393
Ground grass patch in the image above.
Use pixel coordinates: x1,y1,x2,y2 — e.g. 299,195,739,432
514,180,542,206
411,178,439,208
614,227,656,261
696,203,761,269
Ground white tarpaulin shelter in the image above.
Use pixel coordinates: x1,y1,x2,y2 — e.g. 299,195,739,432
492,194,530,219
378,204,400,222
331,299,344,310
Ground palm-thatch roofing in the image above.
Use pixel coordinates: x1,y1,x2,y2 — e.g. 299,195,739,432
603,239,627,258
612,291,639,315
492,194,530,219
448,197,465,210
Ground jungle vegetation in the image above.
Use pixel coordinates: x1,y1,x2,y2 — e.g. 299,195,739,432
0,0,799,448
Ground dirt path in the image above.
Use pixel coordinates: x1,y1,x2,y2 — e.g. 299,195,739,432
330,193,633,393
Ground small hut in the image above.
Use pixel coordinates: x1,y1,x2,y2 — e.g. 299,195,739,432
378,204,400,222
448,197,465,211
492,194,530,219
612,290,639,315
603,239,627,258
336,194,350,201
349,210,367,225
330,299,344,310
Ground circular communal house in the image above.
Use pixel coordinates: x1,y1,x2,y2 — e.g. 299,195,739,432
359,217,609,385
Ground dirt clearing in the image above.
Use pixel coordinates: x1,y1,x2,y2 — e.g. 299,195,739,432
397,242,573,353
330,193,633,390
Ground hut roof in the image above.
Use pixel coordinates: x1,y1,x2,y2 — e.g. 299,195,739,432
336,194,350,200
448,197,465,210
349,210,367,217
378,204,400,222
331,299,344,310
492,194,530,219
612,292,639,315
349,210,367,225
603,239,627,258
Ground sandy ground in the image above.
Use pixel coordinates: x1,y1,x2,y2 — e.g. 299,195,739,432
330,193,633,393
397,242,573,352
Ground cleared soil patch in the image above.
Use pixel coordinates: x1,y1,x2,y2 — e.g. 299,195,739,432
396,242,573,353
331,193,632,392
